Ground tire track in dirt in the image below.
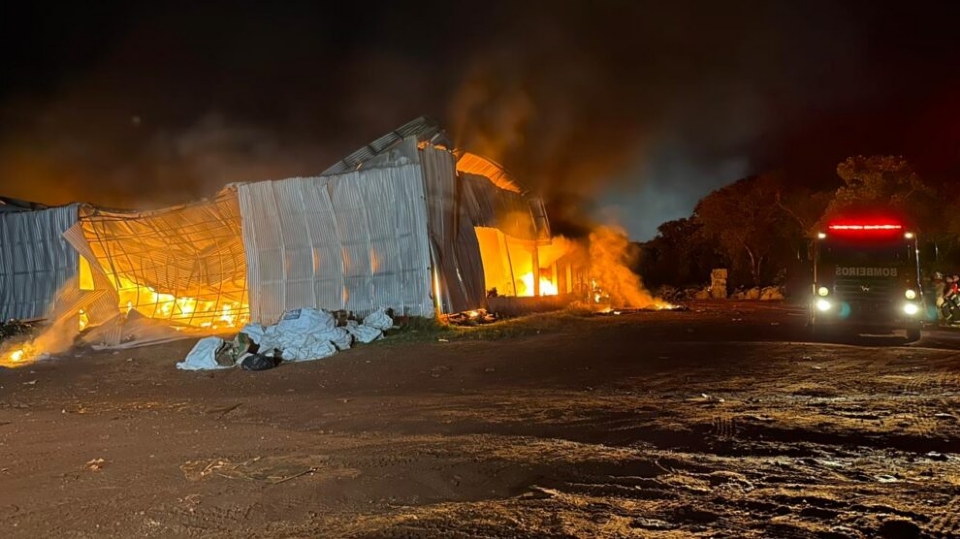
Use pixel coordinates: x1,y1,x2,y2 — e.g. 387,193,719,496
898,371,947,438
926,495,960,538
889,368,960,443
157,502,263,536
711,414,738,439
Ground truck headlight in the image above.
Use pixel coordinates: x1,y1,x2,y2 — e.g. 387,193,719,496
817,286,829,297
816,299,832,312
905,289,917,300
903,303,919,316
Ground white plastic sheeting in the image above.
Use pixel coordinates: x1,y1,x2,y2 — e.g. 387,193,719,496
238,165,434,323
0,204,79,320
258,308,339,361
362,308,393,330
173,307,391,369
177,337,231,370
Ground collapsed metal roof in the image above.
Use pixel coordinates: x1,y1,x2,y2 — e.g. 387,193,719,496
453,151,525,194
0,196,51,213
322,116,451,175
321,116,530,194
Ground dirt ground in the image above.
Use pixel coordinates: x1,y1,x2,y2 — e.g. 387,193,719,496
2,301,960,538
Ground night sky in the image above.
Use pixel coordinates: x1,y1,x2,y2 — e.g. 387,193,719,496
2,1,960,239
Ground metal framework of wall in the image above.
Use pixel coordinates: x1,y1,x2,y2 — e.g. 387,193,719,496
62,189,249,329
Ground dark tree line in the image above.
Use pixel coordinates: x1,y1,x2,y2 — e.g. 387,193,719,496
638,155,960,291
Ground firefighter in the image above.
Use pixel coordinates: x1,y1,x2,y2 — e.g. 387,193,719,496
932,272,946,324
942,275,960,324
933,272,945,303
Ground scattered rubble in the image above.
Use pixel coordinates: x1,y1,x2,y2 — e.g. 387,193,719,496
445,309,497,326
655,285,786,302
731,286,786,301
84,458,106,472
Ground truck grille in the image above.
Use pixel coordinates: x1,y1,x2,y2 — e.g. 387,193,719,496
833,278,897,298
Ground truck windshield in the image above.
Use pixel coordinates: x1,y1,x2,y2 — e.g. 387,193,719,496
819,240,912,266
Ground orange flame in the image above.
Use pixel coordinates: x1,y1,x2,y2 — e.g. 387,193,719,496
3,344,39,368
519,272,558,297
587,226,673,310
113,276,248,329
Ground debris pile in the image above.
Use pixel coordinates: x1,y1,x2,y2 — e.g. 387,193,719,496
654,285,785,302
0,319,35,341
593,304,690,316
730,286,785,301
177,307,394,371
444,309,497,326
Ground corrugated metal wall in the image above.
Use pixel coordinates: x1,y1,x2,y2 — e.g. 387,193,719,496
238,163,434,323
0,204,80,320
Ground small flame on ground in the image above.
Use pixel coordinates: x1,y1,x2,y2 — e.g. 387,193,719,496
3,344,40,368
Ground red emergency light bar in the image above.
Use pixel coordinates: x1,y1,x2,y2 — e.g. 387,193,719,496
827,224,902,231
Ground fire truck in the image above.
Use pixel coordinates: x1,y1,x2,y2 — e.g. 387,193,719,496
809,219,924,341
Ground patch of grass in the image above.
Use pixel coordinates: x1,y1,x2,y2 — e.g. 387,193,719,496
379,316,454,344
379,309,593,345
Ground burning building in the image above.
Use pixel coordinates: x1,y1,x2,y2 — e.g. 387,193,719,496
2,117,580,351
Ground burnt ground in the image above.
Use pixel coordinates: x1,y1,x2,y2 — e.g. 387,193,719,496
2,301,960,538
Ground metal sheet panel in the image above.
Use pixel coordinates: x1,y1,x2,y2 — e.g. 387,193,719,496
0,204,79,320
420,147,486,313
238,163,434,323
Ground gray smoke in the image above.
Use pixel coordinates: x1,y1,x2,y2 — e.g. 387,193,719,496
2,0,955,238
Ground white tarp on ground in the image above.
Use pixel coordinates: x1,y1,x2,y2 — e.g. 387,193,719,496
253,307,392,359
177,337,232,371
177,307,393,370
0,204,80,320
257,308,339,361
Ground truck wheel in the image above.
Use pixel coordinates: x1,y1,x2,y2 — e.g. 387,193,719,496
905,327,921,342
